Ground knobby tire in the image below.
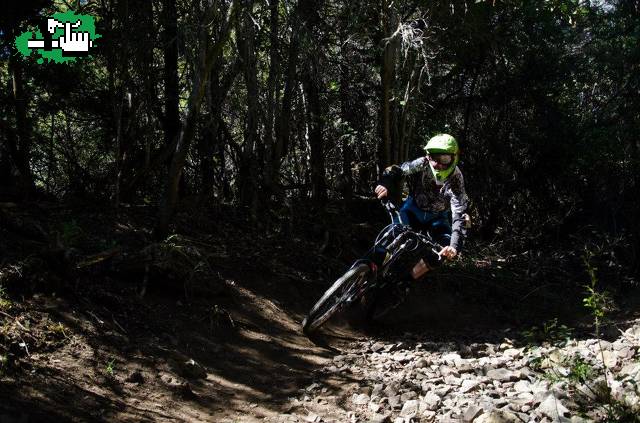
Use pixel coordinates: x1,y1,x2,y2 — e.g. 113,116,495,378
302,263,371,335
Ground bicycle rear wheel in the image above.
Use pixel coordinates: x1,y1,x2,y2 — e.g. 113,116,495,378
302,263,371,335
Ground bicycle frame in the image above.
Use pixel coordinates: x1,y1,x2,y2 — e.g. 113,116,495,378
301,198,447,333
343,199,443,304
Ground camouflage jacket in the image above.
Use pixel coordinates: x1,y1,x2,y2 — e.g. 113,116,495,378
379,157,468,251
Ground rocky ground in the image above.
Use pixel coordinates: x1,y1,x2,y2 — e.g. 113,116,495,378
278,319,640,423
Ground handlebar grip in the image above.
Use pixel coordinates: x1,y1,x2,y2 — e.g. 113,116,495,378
381,198,396,212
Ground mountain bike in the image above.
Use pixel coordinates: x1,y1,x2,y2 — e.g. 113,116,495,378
301,199,443,335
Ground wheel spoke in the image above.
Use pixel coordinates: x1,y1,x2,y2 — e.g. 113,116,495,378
302,264,371,334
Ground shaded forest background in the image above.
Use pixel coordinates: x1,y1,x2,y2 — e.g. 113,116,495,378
0,0,638,279
2,2,640,420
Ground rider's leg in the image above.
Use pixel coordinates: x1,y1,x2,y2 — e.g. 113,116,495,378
396,196,421,226
368,200,418,266
372,198,418,266
410,259,431,280
410,211,451,280
430,213,453,247
392,198,432,280
410,247,443,279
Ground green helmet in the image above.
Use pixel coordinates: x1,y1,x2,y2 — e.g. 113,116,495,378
423,133,459,182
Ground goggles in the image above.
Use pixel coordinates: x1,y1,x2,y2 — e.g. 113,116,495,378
427,153,454,165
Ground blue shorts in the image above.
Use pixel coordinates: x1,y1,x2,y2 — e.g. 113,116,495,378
393,196,451,247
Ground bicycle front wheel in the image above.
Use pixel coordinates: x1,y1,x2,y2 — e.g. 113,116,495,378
302,263,371,335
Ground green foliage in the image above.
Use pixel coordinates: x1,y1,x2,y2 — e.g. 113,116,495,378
583,285,610,321
151,235,215,285
530,351,593,385
522,318,573,347
47,322,69,340
104,358,116,377
582,250,615,333
575,250,640,420
567,356,594,384
533,349,639,420
1,0,638,270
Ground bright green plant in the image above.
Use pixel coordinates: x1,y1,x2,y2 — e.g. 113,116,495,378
568,356,594,384
105,358,116,377
583,251,613,335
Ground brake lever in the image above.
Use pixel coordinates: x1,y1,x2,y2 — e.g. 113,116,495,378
434,248,443,262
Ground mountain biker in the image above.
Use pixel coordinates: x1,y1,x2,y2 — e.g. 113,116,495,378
374,133,468,280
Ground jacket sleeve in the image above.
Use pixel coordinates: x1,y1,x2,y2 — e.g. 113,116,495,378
378,165,402,190
448,170,468,252
378,157,427,189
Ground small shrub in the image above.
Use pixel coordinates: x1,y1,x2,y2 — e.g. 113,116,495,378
522,317,573,346
47,322,69,340
105,358,116,377
568,356,594,384
578,250,639,421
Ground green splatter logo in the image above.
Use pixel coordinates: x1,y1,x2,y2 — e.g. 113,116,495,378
15,10,100,64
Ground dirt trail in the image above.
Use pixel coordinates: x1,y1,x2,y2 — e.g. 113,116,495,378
0,203,376,422
0,256,368,423
2,259,639,422
0,262,581,422
1,204,637,422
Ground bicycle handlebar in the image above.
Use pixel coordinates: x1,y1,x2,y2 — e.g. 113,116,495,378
379,197,403,224
378,197,444,261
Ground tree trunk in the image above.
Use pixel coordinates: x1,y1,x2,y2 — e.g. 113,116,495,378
200,71,219,201
202,60,240,200
270,4,301,198
398,52,419,161
296,0,326,205
121,0,157,204
338,61,354,200
263,0,280,202
301,61,327,205
379,2,398,169
236,1,260,212
7,55,35,198
0,131,13,194
161,0,180,154
155,0,240,239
